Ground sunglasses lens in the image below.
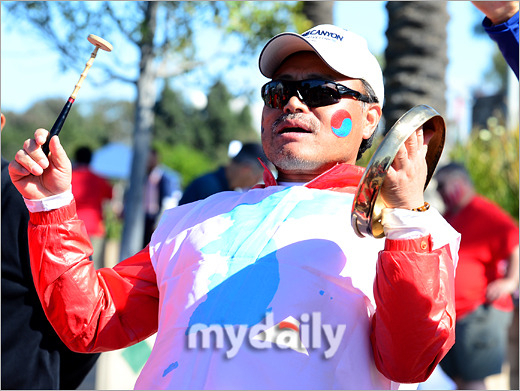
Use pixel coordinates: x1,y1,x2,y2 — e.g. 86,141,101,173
262,80,342,109
262,81,287,109
303,81,340,107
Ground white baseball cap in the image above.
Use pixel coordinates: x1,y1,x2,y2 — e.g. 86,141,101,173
258,24,384,105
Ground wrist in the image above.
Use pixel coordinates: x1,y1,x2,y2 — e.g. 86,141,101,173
24,189,73,212
411,201,430,212
29,199,77,226
383,194,425,210
488,3,519,25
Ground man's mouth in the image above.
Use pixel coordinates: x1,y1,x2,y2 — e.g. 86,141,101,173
272,114,317,136
278,127,312,134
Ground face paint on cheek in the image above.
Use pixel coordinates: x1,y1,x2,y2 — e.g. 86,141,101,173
331,110,353,138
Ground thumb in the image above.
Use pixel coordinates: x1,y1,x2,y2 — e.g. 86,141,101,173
48,136,72,172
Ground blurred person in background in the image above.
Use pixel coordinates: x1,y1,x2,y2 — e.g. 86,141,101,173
72,146,113,269
1,113,99,389
178,142,266,205
143,147,182,246
435,162,519,390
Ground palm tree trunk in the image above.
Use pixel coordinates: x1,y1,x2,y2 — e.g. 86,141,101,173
383,1,449,131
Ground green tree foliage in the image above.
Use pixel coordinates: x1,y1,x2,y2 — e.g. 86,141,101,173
449,121,519,220
153,79,260,169
153,81,197,147
203,80,259,160
154,143,214,188
220,2,311,47
3,83,260,191
204,81,237,156
1,99,133,161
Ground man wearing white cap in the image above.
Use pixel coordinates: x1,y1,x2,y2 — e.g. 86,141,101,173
9,25,459,390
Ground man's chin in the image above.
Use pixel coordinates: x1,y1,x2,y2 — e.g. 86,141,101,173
271,155,325,173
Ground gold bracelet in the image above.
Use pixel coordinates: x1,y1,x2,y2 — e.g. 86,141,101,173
411,201,430,212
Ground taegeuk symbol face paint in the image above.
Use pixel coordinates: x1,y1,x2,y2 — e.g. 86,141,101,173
331,110,352,138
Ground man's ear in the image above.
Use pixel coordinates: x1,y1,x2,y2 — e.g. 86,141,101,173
1,113,5,132
362,104,382,140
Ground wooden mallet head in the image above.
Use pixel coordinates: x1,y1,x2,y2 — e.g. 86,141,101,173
69,34,113,99
87,34,113,52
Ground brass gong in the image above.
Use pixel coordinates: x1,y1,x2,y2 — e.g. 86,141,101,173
351,104,446,238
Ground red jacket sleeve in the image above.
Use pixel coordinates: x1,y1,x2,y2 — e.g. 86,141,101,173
371,235,456,383
28,200,159,353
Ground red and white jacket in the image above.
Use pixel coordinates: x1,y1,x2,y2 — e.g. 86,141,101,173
27,164,459,389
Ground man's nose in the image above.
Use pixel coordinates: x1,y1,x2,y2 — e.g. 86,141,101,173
283,90,309,114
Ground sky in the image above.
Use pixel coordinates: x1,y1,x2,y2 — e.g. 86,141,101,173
0,1,506,139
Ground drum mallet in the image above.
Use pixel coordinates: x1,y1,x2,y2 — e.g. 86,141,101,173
42,34,113,155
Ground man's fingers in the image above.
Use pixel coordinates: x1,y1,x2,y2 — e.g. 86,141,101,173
391,145,406,171
391,127,423,169
10,129,55,177
404,127,423,157
15,145,45,176
416,126,424,151
18,129,51,171
34,128,49,145
8,159,32,181
32,129,51,169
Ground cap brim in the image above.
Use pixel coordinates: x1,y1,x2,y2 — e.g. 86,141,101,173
259,33,323,78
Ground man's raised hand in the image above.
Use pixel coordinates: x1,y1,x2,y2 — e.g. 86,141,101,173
8,129,72,200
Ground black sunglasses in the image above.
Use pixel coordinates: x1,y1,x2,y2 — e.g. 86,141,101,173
261,79,375,110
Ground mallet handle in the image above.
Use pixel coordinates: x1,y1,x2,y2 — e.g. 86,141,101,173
42,45,100,156
71,46,99,99
42,98,75,155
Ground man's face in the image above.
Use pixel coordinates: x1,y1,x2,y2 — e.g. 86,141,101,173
261,52,381,181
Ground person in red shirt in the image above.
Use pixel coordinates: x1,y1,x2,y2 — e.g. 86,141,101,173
436,162,519,390
72,146,113,269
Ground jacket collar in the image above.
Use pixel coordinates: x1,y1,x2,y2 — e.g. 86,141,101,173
257,160,365,194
